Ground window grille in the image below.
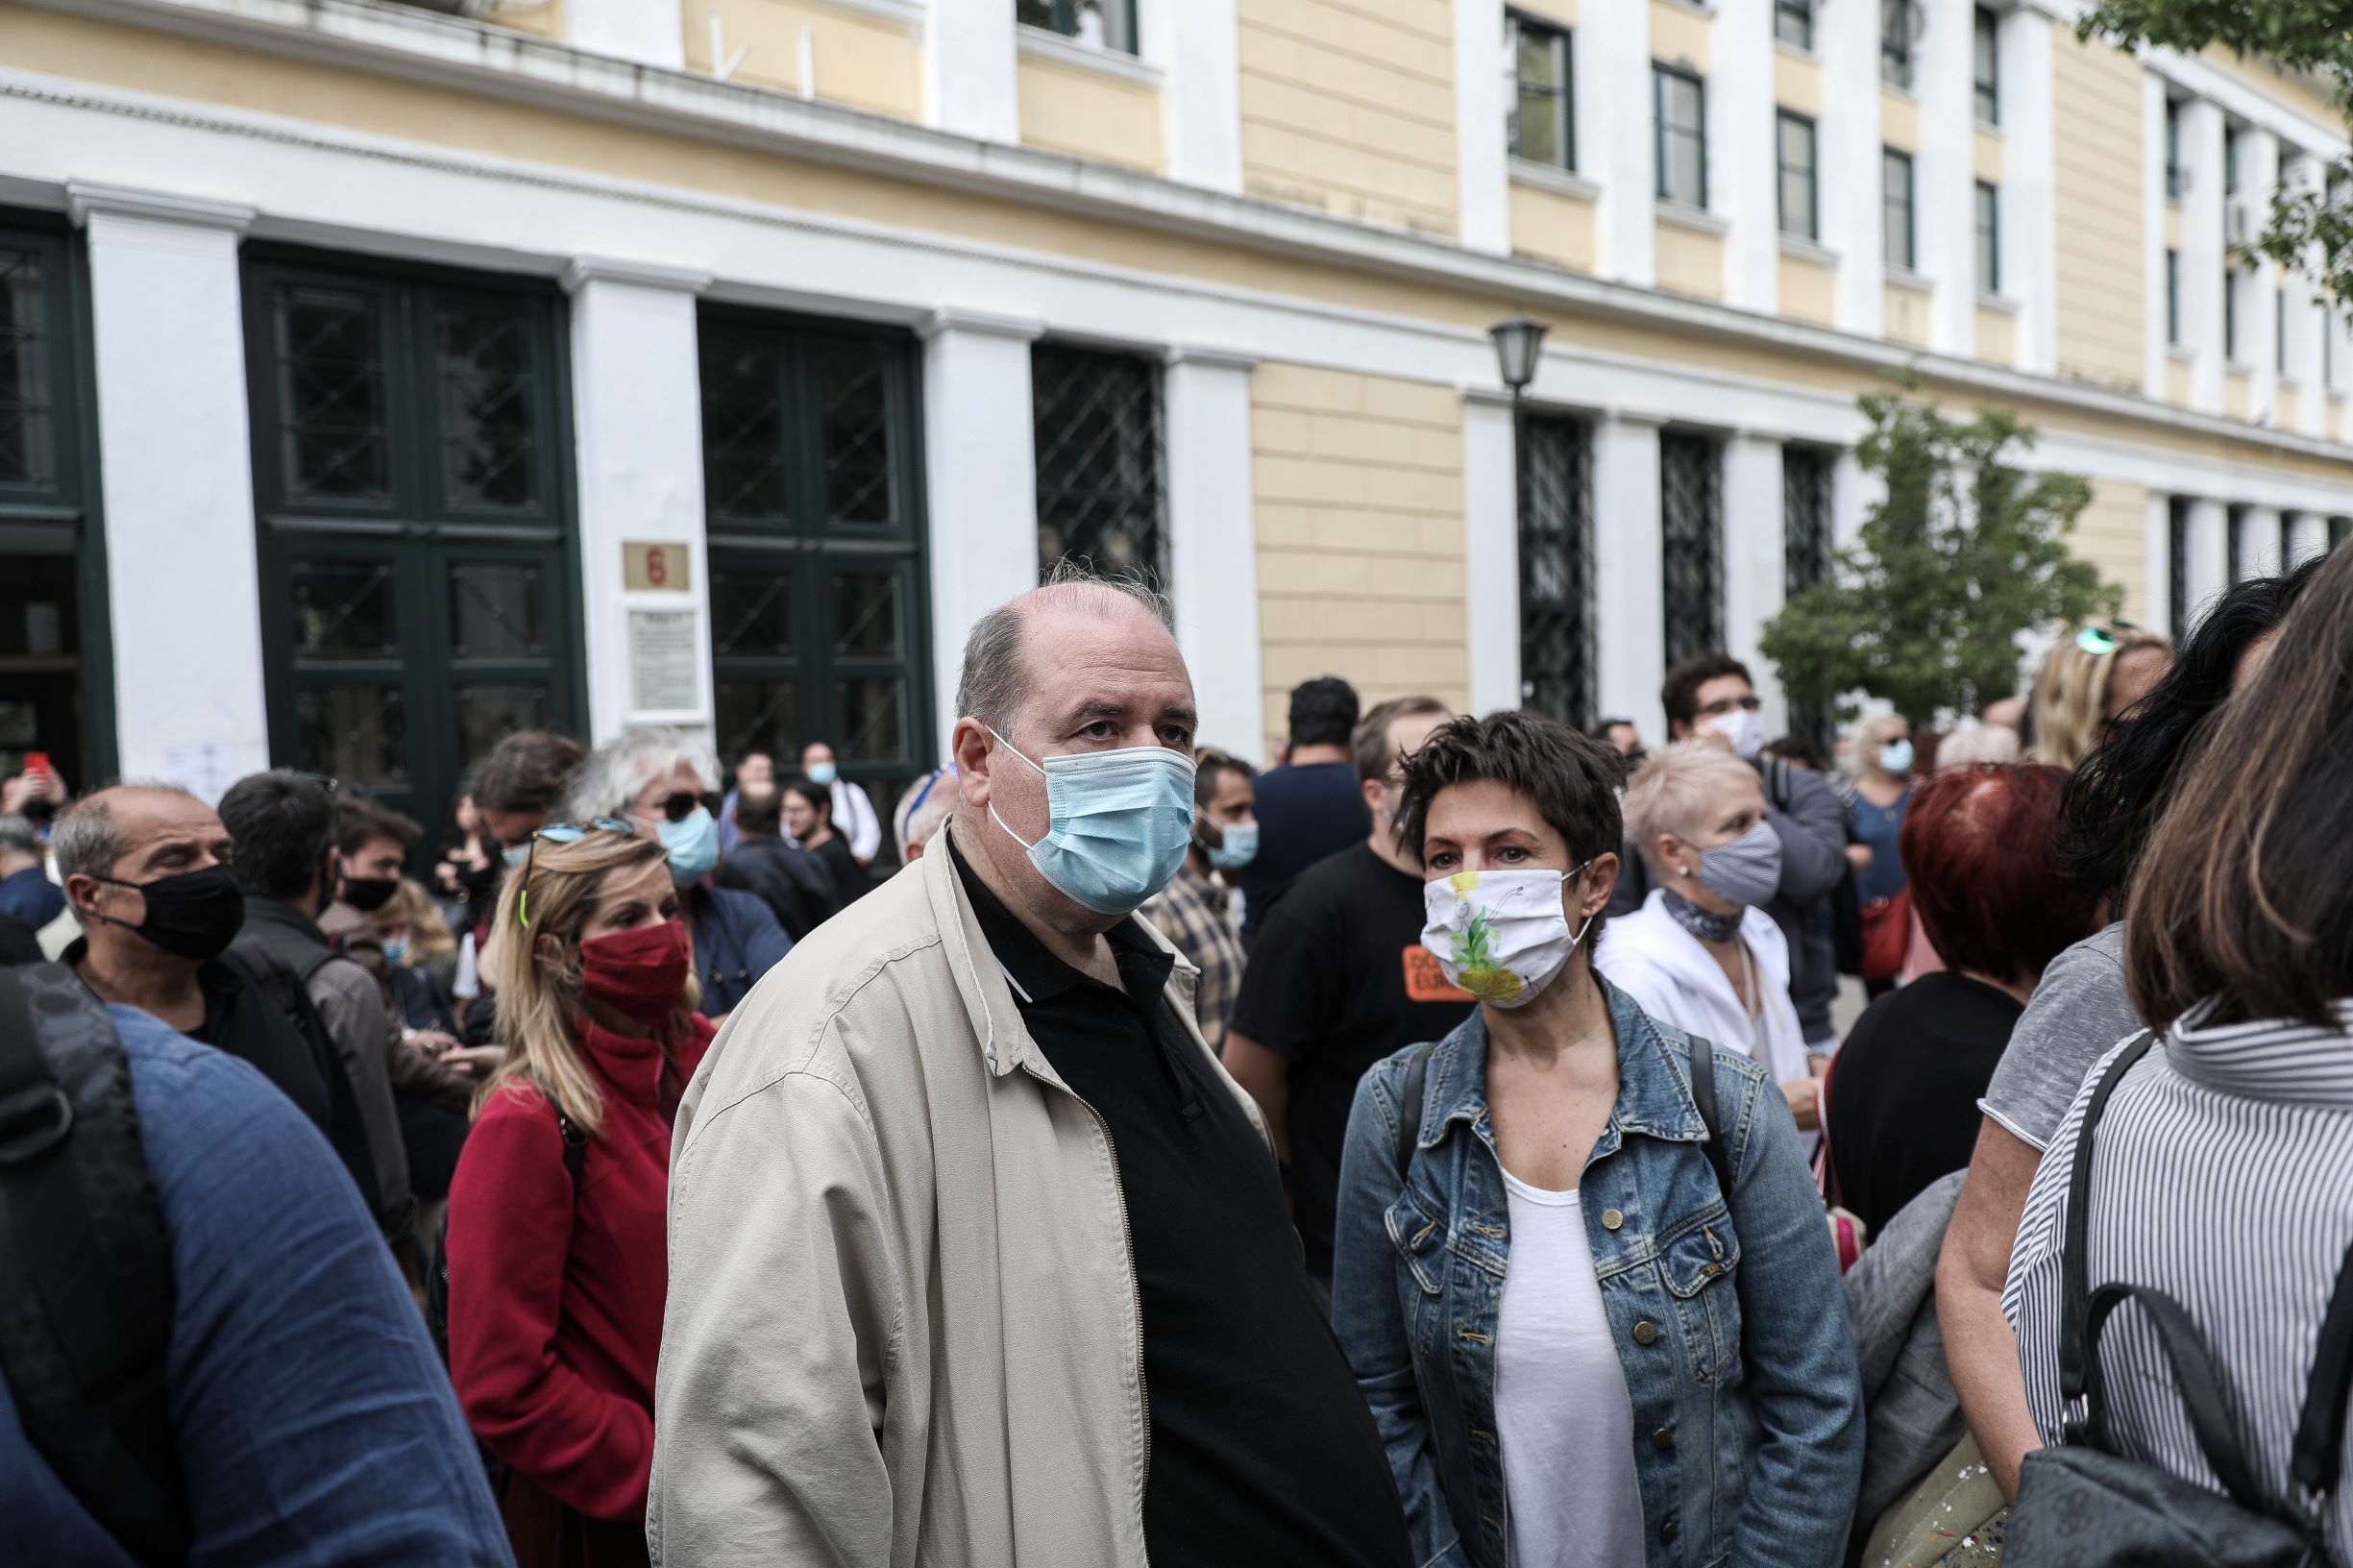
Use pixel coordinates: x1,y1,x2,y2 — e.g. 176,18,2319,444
1518,411,1595,728
1032,342,1166,590
1660,431,1724,670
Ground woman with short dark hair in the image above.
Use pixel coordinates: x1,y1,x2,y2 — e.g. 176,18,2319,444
1330,710,1863,1568
1824,764,2098,1237
2004,544,2353,1556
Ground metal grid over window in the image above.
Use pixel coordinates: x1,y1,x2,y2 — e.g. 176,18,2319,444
1518,411,1596,728
1660,431,1724,670
1508,12,1574,170
1782,446,1836,757
1032,342,1166,588
0,243,56,488
2169,497,2191,634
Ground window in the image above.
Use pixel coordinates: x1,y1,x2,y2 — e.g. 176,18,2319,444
2165,98,2186,201
2226,266,2242,361
1778,111,1819,240
1015,0,1137,53
700,310,932,814
2226,502,2249,580
245,256,581,832
1975,181,2000,295
1032,342,1165,586
1881,0,1916,89
2224,128,2242,196
1883,149,1916,271
1508,13,1574,171
2167,496,2191,634
1781,447,1835,757
1777,0,1813,49
2278,287,2289,374
1518,412,1595,728
2167,250,2182,345
1973,7,2000,124
1659,432,1723,669
1654,65,1707,208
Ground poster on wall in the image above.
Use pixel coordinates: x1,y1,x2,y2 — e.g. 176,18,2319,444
628,609,702,714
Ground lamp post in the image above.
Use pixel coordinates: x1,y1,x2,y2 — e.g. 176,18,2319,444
1489,315,1548,703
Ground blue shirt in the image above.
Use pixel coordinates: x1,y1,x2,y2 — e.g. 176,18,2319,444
1232,762,1368,938
7,1006,511,1566
1850,787,1910,905
0,863,63,930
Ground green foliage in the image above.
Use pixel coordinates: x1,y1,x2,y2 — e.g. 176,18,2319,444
1759,376,2121,724
2077,0,2353,304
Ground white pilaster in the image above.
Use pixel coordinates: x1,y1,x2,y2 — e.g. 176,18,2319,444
920,309,1042,751
1714,0,1777,313
1461,389,1521,714
1919,0,1975,355
564,0,685,69
2184,99,2227,411
1722,433,1787,732
563,259,715,746
1143,0,1242,191
928,0,1021,143
2142,71,2170,398
70,184,268,793
2235,503,2282,578
2286,510,2330,566
2282,153,2328,437
2247,129,2282,422
1163,348,1263,754
1592,413,1666,741
2184,498,2229,625
1582,0,1654,286
2002,10,2056,373
2144,492,2175,638
1832,446,1875,551
1452,0,1510,256
1821,0,1885,335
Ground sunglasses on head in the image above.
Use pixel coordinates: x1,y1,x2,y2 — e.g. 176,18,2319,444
517,820,635,928
2074,619,2144,656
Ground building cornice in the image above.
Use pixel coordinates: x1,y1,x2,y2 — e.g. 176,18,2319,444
65,177,256,232
14,0,2353,469
561,256,715,293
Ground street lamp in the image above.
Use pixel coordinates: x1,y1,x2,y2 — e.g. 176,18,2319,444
1488,314,1549,395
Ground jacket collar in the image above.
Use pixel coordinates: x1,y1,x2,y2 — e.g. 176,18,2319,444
243,894,329,953
574,1014,677,1110
1413,971,1712,1155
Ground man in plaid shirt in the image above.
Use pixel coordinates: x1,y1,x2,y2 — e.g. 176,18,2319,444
1142,749,1256,1052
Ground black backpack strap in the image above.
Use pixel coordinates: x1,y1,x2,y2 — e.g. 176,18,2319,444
2080,1279,2271,1513
553,1102,588,1189
2057,1029,2159,1433
1764,756,1793,814
2290,1236,2353,1518
0,965,189,1565
1685,1034,1736,1196
1393,1041,1436,1178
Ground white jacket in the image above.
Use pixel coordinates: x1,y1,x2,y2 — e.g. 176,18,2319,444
1596,889,1814,1093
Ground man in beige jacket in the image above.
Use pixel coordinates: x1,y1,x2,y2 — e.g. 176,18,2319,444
650,576,1409,1568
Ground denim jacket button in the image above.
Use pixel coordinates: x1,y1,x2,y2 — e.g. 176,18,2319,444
1633,1320,1658,1346
1602,1208,1624,1231
1653,1426,1674,1450
1661,1520,1679,1544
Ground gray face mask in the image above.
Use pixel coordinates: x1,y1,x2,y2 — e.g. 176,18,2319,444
1695,820,1782,908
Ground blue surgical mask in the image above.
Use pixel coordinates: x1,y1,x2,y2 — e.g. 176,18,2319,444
987,727,1196,916
1206,819,1259,872
658,805,722,886
807,762,839,787
502,841,530,869
1878,739,1916,774
383,937,410,965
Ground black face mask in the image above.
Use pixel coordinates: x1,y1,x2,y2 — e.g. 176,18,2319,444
88,864,247,962
456,860,501,903
339,876,400,914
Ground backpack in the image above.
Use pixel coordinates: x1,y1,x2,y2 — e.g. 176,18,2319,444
2007,1032,2353,1568
224,934,380,1213
0,964,190,1566
424,1086,588,1365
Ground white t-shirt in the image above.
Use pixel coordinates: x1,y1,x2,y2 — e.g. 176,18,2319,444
1495,1168,1646,1568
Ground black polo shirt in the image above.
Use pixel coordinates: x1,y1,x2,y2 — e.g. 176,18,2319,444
950,843,1409,1568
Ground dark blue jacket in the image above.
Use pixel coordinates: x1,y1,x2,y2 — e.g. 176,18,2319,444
689,884,793,1017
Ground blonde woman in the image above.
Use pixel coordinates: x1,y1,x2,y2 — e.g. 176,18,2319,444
2025,621,2169,769
444,825,713,1568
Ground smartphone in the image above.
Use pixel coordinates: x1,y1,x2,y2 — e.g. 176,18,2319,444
23,751,49,778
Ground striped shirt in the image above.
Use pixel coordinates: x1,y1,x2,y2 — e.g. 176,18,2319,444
2005,997,2353,1557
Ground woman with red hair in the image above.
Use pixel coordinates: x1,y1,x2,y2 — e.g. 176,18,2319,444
1823,765,2098,1236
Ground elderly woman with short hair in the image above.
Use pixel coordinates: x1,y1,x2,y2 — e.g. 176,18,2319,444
1598,743,1821,1131
563,728,792,1020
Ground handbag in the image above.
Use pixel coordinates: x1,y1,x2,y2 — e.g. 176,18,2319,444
1859,890,1911,983
2006,1032,2353,1568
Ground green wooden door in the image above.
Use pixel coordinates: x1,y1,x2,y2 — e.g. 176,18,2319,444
244,252,582,839
699,308,932,849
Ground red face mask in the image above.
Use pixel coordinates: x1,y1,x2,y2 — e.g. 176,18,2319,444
578,919,692,1027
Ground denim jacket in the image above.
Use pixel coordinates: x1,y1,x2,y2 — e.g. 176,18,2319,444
1330,976,1863,1568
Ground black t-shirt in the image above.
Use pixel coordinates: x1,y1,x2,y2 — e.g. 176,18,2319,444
949,843,1410,1568
810,833,869,908
1826,969,2025,1235
1233,762,1369,937
1227,843,1475,1280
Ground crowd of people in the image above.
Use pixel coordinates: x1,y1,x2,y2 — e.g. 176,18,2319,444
7,546,2353,1568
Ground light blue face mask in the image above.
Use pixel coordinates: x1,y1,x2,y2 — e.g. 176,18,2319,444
382,937,410,965
1878,739,1916,775
1206,819,1260,872
658,805,722,886
987,727,1197,916
807,762,839,787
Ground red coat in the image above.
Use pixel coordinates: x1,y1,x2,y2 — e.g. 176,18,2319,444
447,1014,715,1568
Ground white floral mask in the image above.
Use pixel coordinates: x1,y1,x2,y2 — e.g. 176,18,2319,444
1420,862,1595,1008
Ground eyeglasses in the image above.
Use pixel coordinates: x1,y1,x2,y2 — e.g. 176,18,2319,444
517,820,635,928
1695,695,1764,717
2075,619,2145,656
658,791,702,823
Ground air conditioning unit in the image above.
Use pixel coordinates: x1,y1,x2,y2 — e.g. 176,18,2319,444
2225,197,2256,246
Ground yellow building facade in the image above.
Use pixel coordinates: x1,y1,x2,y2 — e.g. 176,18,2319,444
0,0,2346,823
